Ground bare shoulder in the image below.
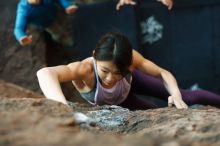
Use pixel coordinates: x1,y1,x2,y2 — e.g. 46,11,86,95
130,49,164,77
129,49,145,70
132,49,145,62
67,57,94,78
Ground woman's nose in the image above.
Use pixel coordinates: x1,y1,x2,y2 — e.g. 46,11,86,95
106,73,114,81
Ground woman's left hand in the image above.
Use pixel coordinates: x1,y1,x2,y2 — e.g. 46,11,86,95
116,0,136,10
168,95,188,109
65,5,79,14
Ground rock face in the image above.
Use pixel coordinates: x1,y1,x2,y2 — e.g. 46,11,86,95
0,80,43,98
1,81,220,146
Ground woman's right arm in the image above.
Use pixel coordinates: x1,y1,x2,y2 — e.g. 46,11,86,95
36,62,85,105
14,8,29,45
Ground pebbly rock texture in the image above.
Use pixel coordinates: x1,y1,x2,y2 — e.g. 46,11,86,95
0,81,220,146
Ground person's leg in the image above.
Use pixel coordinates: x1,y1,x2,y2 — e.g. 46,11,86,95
181,89,220,107
131,70,170,100
45,21,73,46
131,70,220,107
119,93,158,110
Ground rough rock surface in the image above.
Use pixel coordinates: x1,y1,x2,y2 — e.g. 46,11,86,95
0,80,43,99
0,81,220,146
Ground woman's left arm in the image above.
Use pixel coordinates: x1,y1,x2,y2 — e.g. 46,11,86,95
132,50,188,109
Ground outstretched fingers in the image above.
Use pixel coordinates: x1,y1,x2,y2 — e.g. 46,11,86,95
66,5,79,14
168,96,188,109
20,35,32,46
116,0,136,10
157,0,173,10
168,96,174,107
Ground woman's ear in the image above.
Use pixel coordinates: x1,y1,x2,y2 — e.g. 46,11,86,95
92,50,95,56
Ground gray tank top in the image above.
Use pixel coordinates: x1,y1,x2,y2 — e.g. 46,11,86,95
80,57,132,105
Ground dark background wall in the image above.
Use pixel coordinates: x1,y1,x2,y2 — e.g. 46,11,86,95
72,1,140,59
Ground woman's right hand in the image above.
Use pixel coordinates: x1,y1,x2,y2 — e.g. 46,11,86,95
157,0,173,10
116,0,136,10
19,35,32,46
168,95,188,109
65,5,79,14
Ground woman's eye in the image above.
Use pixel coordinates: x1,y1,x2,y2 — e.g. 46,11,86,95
101,70,107,73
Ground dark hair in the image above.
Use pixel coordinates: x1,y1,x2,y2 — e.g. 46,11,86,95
93,32,133,76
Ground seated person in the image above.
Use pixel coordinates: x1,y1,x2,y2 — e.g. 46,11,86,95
14,0,78,46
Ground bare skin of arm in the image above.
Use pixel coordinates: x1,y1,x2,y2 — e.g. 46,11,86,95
37,58,93,105
131,50,188,109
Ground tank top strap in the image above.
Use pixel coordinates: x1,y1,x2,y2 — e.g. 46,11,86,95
91,57,100,84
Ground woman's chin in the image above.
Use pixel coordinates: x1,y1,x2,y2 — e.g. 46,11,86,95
102,81,115,88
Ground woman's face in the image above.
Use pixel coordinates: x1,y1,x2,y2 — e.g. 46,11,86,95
96,60,123,88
